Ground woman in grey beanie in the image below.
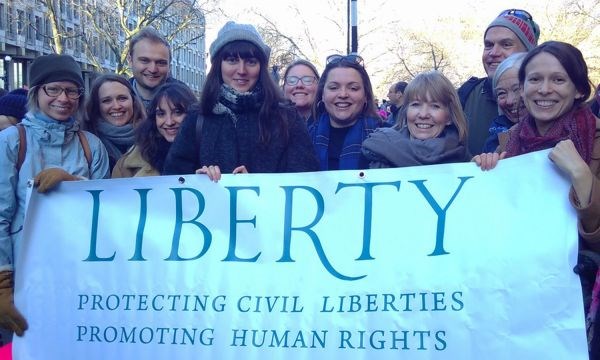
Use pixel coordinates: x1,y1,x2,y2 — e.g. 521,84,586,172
164,21,318,178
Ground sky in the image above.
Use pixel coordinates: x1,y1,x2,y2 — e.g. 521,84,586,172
202,0,573,97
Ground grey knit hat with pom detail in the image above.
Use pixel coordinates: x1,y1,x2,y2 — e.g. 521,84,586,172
209,21,271,61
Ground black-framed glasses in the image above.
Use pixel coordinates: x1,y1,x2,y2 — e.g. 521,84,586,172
42,85,84,100
326,54,364,66
499,9,533,22
285,75,317,86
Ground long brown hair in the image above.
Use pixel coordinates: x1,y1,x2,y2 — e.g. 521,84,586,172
84,74,146,134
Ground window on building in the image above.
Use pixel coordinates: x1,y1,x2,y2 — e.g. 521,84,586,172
35,16,43,41
7,6,14,37
17,10,24,35
27,11,35,43
0,4,4,31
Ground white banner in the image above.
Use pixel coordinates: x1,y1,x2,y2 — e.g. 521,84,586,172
13,150,588,359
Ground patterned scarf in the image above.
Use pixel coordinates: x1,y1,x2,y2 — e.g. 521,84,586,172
213,84,264,125
505,107,596,163
311,113,380,170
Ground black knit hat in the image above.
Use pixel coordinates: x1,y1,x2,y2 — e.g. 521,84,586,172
0,91,27,120
29,54,84,88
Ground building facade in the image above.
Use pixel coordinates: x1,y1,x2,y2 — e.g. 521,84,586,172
0,0,206,92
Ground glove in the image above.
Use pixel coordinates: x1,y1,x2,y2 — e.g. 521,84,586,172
0,271,27,336
34,168,79,193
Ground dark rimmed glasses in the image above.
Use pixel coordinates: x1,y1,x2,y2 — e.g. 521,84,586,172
326,54,364,66
42,85,84,100
285,75,317,86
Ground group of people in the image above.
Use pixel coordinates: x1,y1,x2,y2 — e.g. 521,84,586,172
0,7,599,356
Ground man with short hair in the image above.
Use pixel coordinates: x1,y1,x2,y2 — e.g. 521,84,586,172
458,9,540,155
128,27,178,107
387,81,407,125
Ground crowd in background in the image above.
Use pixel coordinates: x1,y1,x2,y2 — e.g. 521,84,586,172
1,8,600,358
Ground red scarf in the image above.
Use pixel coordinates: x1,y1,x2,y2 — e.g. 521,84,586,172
505,106,596,164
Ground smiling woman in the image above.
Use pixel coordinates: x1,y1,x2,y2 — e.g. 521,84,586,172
84,74,146,171
163,21,319,180
112,82,197,178
0,54,109,343
309,54,383,171
362,70,470,168
282,59,320,124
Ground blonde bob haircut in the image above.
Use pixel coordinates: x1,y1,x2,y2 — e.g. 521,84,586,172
399,70,468,143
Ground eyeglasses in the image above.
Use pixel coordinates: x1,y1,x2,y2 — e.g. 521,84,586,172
499,9,533,22
42,85,84,100
326,54,364,66
285,75,317,86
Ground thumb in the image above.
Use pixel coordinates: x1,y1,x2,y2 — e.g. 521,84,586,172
499,151,507,160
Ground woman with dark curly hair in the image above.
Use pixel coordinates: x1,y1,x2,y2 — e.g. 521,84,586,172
112,82,197,177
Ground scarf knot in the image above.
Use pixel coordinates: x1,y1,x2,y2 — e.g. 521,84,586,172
213,84,264,126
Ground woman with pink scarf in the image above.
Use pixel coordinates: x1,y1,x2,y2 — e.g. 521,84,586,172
474,40,600,356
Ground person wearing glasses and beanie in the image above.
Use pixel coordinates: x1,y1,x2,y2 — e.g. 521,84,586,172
309,54,383,171
282,59,320,125
0,54,109,343
458,9,540,156
163,21,318,180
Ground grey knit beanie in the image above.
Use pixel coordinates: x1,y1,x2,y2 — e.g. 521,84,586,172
209,21,271,61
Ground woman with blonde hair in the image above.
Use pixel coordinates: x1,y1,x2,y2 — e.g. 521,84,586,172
362,70,470,168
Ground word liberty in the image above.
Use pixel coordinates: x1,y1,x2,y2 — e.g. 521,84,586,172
83,177,473,281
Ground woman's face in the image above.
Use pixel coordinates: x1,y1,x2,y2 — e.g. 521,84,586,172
406,95,451,140
322,67,366,128
156,97,187,143
496,67,528,124
283,64,318,114
37,81,80,121
522,52,582,135
221,55,260,92
98,81,134,127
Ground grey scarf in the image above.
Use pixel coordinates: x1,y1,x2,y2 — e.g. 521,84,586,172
96,119,135,162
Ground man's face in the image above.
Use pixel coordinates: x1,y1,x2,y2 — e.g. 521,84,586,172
387,85,403,106
482,27,527,78
129,39,170,91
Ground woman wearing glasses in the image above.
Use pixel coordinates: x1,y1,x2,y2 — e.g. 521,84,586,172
84,74,146,172
309,54,382,170
282,60,320,125
0,54,109,340
164,21,318,180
